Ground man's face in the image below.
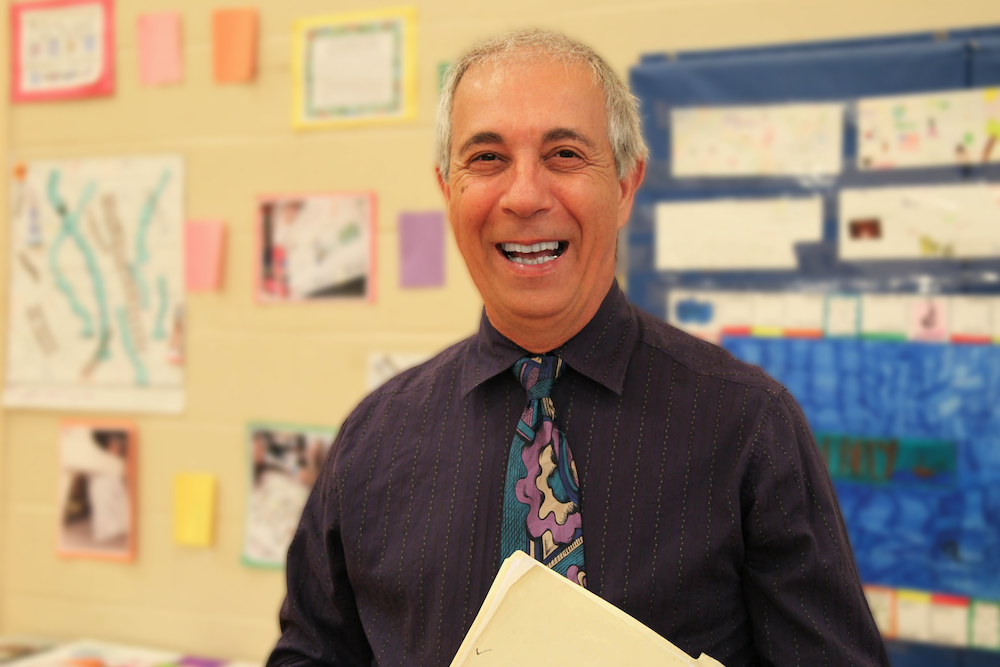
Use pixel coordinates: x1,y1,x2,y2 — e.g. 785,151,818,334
439,59,643,345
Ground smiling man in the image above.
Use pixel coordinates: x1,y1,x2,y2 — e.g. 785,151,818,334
268,30,889,667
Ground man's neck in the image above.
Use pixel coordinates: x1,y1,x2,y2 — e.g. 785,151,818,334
485,277,616,354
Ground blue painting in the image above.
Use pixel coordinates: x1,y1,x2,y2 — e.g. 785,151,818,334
723,337,1000,600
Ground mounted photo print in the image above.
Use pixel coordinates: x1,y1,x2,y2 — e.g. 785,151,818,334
242,423,336,568
58,420,136,560
256,193,376,302
11,0,115,102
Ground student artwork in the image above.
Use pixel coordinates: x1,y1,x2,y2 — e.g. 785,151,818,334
671,102,844,177
858,87,1000,170
257,193,376,302
655,196,823,271
838,183,1000,261
291,7,417,129
4,156,185,413
11,0,115,102
243,423,336,567
58,421,136,561
367,351,432,391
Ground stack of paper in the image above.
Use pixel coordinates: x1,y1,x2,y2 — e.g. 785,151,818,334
451,552,725,666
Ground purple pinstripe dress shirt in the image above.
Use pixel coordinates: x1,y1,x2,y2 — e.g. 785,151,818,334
268,282,890,667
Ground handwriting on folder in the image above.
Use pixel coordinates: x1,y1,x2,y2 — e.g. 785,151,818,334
451,552,726,666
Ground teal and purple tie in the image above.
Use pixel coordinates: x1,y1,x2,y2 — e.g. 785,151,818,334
500,355,586,587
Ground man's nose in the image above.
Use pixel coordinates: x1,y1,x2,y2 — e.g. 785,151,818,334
499,159,553,219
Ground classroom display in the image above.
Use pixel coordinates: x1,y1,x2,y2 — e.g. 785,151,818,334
10,0,115,102
58,421,136,561
291,8,417,129
4,156,185,413
630,28,1000,652
243,423,335,568
6,640,262,667
257,193,376,302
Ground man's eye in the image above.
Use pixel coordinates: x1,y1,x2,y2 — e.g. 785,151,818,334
555,149,580,159
473,153,498,162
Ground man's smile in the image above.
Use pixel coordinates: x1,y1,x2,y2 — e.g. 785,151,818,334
497,241,569,265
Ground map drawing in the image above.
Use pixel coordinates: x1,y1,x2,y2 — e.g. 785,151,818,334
5,156,185,413
724,336,1000,600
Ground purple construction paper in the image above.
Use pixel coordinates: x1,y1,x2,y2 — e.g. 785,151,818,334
179,657,226,667
399,211,445,288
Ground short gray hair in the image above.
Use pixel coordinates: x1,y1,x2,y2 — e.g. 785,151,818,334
435,29,648,181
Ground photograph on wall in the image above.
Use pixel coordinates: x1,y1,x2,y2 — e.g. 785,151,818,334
11,0,115,102
4,156,185,413
58,421,136,560
257,193,376,302
291,7,417,129
242,423,336,568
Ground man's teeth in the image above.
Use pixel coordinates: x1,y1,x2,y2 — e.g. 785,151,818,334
500,241,560,253
509,254,557,265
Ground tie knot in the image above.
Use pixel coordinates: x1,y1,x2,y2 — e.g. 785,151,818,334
513,355,563,399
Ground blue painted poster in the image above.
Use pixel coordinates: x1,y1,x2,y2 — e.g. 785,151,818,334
724,336,1000,600
5,156,185,412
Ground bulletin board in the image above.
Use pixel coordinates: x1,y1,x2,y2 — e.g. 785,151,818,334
628,25,1000,652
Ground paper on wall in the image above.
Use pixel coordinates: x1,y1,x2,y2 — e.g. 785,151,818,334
839,184,1000,261
824,294,861,337
293,8,417,129
971,600,1000,649
928,596,969,647
858,87,1000,170
13,0,114,101
367,352,432,391
138,12,183,86
949,297,993,339
671,103,844,177
896,590,933,642
863,586,896,638
4,156,185,413
909,298,949,342
860,295,910,337
656,196,822,271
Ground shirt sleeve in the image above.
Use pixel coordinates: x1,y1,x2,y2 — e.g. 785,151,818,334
740,390,890,667
266,420,373,667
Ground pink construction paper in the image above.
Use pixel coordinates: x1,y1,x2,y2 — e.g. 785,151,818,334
399,211,445,288
185,221,225,292
138,12,182,86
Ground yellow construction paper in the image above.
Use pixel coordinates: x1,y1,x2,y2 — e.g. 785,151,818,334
173,473,216,547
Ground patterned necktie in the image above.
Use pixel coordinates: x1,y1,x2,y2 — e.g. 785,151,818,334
500,355,586,587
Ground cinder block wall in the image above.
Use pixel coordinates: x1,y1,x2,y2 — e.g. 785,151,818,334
2,0,998,661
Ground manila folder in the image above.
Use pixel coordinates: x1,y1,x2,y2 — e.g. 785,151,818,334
450,551,726,666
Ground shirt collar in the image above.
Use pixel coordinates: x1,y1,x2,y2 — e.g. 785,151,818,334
460,280,638,397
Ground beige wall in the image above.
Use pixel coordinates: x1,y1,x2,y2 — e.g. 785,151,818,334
3,0,999,661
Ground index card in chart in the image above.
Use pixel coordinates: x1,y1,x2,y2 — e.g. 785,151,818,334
656,197,822,271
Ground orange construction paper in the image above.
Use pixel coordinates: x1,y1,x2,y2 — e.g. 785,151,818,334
212,8,257,83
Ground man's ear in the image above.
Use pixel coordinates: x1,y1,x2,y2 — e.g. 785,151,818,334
616,159,646,230
436,166,451,205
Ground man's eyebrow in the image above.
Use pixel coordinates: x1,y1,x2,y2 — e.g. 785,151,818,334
457,131,504,155
543,128,594,148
